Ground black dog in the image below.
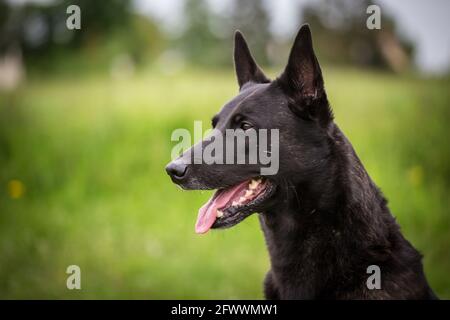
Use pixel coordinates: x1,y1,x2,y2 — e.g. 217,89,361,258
166,25,436,299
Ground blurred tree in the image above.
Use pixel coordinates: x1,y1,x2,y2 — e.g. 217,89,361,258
228,0,271,66
0,0,133,53
55,0,133,48
0,0,164,72
178,0,272,67
301,0,414,72
178,0,223,66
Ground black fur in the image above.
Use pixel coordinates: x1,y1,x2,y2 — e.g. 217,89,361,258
166,25,437,300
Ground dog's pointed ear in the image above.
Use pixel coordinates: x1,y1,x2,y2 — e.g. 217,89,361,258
280,24,323,99
278,24,332,125
234,30,270,90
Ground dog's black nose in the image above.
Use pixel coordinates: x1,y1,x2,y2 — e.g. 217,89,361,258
165,161,188,180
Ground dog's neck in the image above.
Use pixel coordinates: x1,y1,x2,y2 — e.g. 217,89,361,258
259,124,394,299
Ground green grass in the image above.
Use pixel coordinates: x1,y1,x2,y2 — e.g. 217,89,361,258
0,67,449,299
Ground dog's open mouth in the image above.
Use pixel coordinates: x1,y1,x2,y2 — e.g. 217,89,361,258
195,177,274,234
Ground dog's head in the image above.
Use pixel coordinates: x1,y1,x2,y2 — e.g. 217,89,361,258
166,25,334,233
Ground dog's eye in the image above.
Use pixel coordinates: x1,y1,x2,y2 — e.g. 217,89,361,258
240,121,253,131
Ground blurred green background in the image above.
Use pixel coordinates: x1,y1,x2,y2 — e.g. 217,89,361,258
0,0,449,299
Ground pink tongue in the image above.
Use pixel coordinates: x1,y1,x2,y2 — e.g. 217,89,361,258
195,180,249,234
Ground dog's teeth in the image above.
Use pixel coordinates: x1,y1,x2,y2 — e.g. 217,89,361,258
249,180,258,190
216,210,223,218
239,196,246,203
232,201,239,206
245,190,253,198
